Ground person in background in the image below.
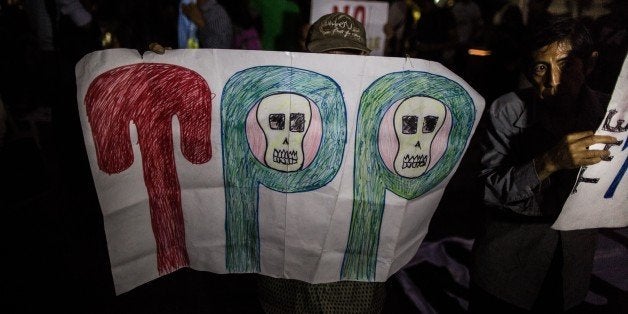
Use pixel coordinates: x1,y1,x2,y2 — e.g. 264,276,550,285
384,0,408,57
219,0,261,50
470,17,619,313
452,0,482,47
525,0,553,31
256,12,382,314
483,0,526,103
403,0,457,67
181,0,232,49
249,0,300,51
57,0,93,28
587,0,628,95
55,0,101,61
304,12,371,55
451,0,483,74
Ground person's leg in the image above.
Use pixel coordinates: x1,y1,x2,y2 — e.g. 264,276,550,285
532,240,564,312
257,275,386,314
468,282,529,314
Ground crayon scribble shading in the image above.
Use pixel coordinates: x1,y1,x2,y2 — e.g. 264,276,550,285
85,63,212,274
221,66,346,273
342,71,475,281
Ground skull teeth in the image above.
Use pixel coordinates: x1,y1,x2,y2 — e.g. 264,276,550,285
273,149,298,165
402,154,427,169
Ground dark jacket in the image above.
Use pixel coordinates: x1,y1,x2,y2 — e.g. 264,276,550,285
471,86,609,310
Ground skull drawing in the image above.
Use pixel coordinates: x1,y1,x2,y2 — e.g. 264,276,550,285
393,96,446,178
256,93,312,172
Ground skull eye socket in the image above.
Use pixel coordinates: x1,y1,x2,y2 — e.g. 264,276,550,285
269,114,285,130
290,113,305,132
422,115,439,133
402,115,418,134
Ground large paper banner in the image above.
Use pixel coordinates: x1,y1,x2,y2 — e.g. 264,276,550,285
76,48,484,294
553,55,628,230
310,0,389,56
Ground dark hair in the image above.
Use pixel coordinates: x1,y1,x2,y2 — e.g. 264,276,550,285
522,17,595,67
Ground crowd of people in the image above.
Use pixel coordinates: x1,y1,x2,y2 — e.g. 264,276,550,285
1,0,626,108
1,0,626,134
1,0,627,313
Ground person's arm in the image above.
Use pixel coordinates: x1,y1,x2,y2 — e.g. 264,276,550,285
194,1,233,49
481,95,617,216
181,2,206,28
480,95,548,216
57,0,92,27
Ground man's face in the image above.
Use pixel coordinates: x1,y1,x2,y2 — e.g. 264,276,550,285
529,40,574,100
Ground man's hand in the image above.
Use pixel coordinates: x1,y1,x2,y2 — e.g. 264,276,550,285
149,43,171,54
534,130,618,180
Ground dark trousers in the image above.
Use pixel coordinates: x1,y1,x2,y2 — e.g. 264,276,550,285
469,241,565,313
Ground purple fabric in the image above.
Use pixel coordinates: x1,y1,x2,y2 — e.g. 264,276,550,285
395,229,627,312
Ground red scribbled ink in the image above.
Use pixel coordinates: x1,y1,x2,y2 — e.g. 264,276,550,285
85,63,212,274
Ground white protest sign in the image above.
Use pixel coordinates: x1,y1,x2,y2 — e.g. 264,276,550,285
310,0,389,56
553,55,628,230
76,48,484,294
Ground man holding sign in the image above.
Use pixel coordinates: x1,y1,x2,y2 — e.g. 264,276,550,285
256,12,387,314
310,0,389,56
470,17,619,312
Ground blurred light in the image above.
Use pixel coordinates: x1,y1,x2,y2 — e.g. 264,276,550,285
187,37,199,49
434,0,451,8
412,9,421,23
468,48,492,56
101,32,112,48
